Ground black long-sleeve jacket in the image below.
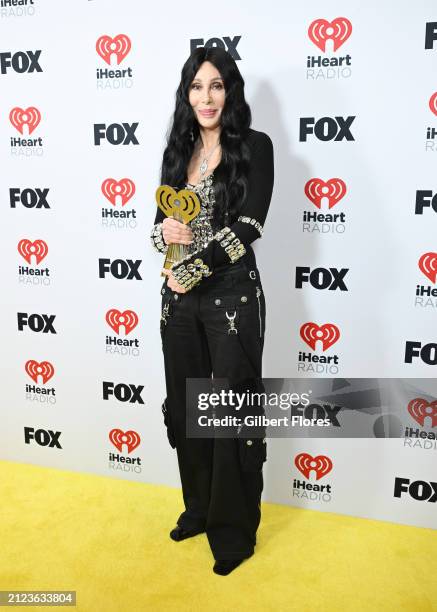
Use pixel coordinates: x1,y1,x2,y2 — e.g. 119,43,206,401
150,128,274,291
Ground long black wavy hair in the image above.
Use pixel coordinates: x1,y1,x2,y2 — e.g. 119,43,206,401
160,46,252,227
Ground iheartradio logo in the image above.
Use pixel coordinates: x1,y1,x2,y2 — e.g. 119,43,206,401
408,398,437,428
17,239,48,264
300,323,340,351
101,178,135,206
106,309,138,335
418,252,437,283
96,35,131,65
308,17,352,52
109,428,140,453
295,453,333,480
429,92,437,117
304,178,346,210
9,106,41,135
25,359,54,384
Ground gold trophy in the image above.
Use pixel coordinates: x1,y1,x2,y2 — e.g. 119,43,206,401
155,185,201,277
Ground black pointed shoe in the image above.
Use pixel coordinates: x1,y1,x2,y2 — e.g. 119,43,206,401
169,525,204,541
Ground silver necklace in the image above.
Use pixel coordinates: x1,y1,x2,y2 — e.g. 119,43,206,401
199,141,220,176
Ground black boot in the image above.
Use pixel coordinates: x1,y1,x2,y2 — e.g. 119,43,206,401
169,525,204,541
213,552,253,576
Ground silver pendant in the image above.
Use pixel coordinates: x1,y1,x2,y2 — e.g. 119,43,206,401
199,158,208,175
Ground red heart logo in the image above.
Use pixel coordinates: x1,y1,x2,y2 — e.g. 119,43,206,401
308,17,352,52
106,309,138,335
418,252,437,283
304,178,347,209
109,429,141,453
407,398,437,427
429,92,437,116
25,360,55,384
295,453,333,480
9,106,41,135
101,178,136,206
17,239,48,264
96,34,131,65
300,322,340,351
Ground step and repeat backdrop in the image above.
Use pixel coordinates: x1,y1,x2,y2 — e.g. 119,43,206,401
1,0,436,530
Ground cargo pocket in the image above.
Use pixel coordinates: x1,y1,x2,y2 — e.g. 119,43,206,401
238,436,267,471
161,398,176,449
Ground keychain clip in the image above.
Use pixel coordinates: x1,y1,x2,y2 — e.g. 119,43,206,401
226,310,238,334
161,302,170,326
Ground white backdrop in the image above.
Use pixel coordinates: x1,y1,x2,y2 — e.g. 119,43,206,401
1,0,436,530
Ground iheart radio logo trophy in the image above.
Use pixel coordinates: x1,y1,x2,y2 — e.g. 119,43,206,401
155,185,201,275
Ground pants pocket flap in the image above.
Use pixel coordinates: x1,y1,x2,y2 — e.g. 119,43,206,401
238,437,267,471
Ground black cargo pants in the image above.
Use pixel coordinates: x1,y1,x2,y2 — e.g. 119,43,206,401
159,258,267,560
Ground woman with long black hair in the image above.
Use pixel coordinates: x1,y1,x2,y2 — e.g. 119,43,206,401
150,46,274,575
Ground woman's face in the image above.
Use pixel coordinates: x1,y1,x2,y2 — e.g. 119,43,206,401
188,61,225,131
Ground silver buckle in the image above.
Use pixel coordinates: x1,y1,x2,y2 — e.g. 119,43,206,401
249,270,256,280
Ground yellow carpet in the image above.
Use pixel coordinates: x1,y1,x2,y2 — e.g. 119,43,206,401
1,460,436,612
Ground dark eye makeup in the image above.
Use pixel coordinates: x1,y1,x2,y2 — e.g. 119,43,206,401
191,81,224,90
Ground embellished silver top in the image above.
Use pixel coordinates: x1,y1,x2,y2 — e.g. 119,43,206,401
185,172,216,256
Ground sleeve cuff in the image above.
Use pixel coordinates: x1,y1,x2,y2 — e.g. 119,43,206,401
150,222,168,254
170,225,250,292
171,255,213,291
